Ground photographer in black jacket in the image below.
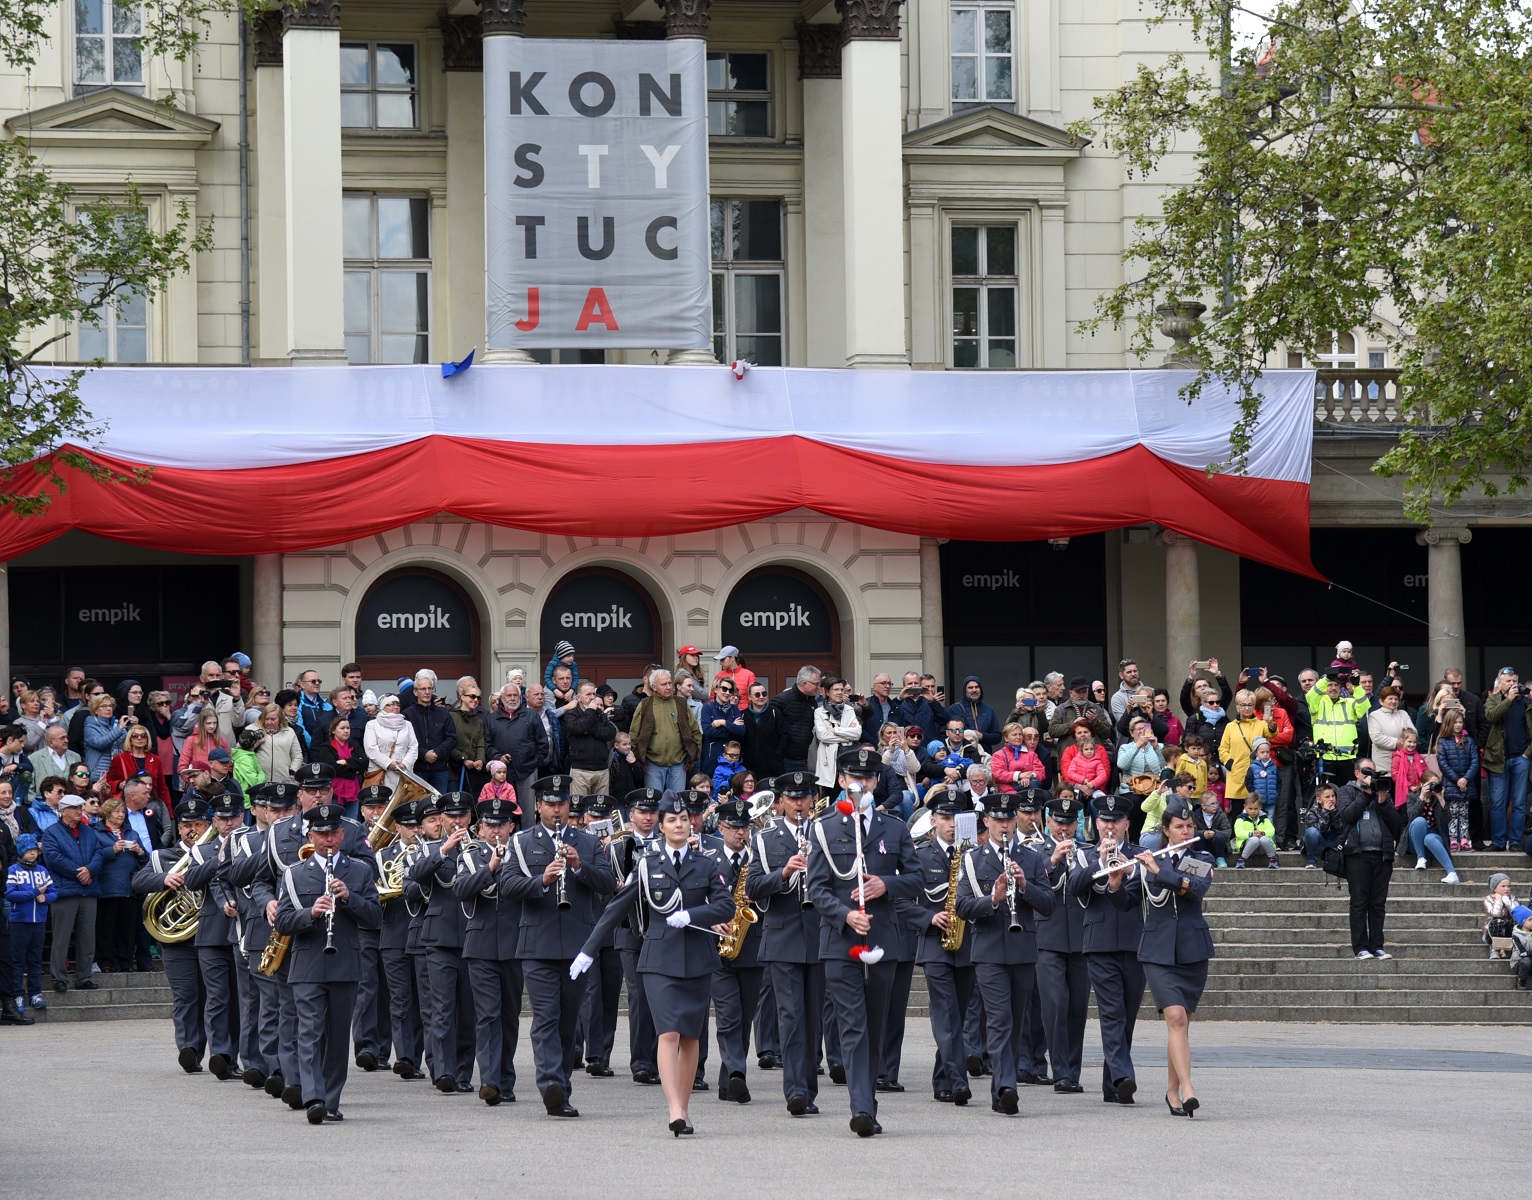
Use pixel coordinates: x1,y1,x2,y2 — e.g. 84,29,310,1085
1335,758,1405,960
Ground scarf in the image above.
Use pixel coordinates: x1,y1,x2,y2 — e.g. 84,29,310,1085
376,711,407,732
0,804,18,839
1199,704,1225,722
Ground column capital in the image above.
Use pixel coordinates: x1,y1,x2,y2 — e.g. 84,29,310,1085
796,21,843,78
441,14,483,70
479,0,526,38
663,0,711,40
250,10,285,65
1416,525,1473,546
836,0,903,42
282,0,341,33
1157,528,1197,547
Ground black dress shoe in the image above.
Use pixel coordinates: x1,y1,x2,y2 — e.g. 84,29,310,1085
1115,1077,1137,1104
323,1110,344,1123
265,1073,284,1098
787,1094,809,1115
480,1085,501,1106
631,1069,656,1084
76,980,98,991
435,1074,458,1094
692,1078,710,1092
542,1083,566,1115
242,1068,267,1089
965,1053,983,1075
1102,1092,1119,1104
875,1078,905,1093
306,1102,326,1126
557,1102,580,1117
208,1054,232,1080
177,1047,201,1074
727,1073,751,1102
1019,1072,1052,1086
1054,1080,1084,1094
829,1064,846,1085
804,1102,819,1114
455,1080,474,1094
54,981,68,994
934,1089,953,1103
850,1112,875,1138
997,1087,1019,1115
394,1060,419,1079
283,1085,305,1110
588,1062,614,1077
1,1007,34,1026
758,1052,782,1069
952,1086,971,1107
356,1051,379,1072
872,1120,883,1136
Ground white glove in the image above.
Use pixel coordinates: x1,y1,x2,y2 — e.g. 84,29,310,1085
666,910,691,929
569,952,594,979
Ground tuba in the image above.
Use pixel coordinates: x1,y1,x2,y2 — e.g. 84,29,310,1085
142,824,219,943
717,853,758,960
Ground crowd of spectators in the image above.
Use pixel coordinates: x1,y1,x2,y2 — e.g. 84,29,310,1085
1,638,1526,1022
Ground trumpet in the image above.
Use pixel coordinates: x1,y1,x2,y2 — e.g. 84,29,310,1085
1092,836,1201,879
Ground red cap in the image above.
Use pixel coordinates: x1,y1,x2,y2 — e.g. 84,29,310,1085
677,646,700,656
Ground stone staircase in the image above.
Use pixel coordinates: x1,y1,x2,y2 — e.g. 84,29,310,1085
23,855,1531,1025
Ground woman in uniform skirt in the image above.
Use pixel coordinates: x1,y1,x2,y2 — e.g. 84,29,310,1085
573,791,734,1135
1121,796,1214,1117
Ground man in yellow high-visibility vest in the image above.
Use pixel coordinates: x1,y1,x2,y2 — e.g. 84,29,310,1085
1307,672,1369,780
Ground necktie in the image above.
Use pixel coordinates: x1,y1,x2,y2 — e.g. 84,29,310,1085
732,852,742,872
946,844,955,863
673,850,682,870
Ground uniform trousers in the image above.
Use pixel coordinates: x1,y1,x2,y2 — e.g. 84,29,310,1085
823,956,894,1119
1035,948,1088,1086
964,990,989,1067
466,957,523,1096
879,957,914,1083
382,946,424,1070
292,980,358,1111
233,951,265,1075
425,946,477,1084
921,960,974,1094
579,946,622,1066
196,943,238,1061
410,951,436,1078
1086,950,1144,1095
160,941,206,1055
619,946,658,1076
754,973,779,1056
767,960,823,1104
523,958,584,1098
1018,977,1050,1077
712,964,763,1087
974,962,1036,1103
249,963,286,1081
353,933,391,1063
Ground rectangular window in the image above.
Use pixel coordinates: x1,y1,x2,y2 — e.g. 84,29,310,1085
76,272,148,362
343,194,430,365
951,224,1018,368
951,3,1015,107
340,42,419,130
75,0,144,93
707,52,771,137
710,199,784,366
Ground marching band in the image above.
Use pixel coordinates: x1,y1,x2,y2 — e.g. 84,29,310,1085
132,749,1216,1133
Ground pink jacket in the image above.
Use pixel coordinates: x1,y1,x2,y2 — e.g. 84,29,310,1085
991,744,1047,792
1391,747,1428,803
1060,744,1110,792
477,780,520,811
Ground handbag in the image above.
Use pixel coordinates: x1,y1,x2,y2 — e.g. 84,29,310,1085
1320,845,1347,877
362,768,387,788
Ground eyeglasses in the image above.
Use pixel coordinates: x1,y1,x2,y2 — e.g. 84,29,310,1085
465,694,481,701
72,771,90,778
724,753,740,761
153,700,171,707
715,686,734,694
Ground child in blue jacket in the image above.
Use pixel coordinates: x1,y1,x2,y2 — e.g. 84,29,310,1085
712,740,747,796
1244,738,1281,816
6,833,57,1009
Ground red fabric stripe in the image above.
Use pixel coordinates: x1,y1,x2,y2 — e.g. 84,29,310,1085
0,439,1319,577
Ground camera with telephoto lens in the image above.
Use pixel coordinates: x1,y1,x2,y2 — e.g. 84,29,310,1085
1518,684,1532,699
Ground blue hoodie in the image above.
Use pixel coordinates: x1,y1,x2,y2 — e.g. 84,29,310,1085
947,676,1002,751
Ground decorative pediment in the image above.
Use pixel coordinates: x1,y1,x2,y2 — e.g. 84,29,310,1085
903,106,1087,162
7,88,220,149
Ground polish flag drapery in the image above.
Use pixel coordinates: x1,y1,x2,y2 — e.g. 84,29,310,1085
0,364,1320,577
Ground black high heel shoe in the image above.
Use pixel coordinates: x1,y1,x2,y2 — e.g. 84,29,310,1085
1182,1096,1199,1119
670,1117,688,1136
1165,1092,1186,1117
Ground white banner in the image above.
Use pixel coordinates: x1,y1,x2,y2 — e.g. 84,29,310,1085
483,38,712,350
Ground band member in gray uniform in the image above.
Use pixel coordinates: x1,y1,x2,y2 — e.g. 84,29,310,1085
745,771,824,1116
407,790,477,1093
226,801,270,1088
132,796,212,1073
954,790,1054,1116
1036,791,1089,1094
806,748,921,1138
575,794,623,1078
193,788,248,1080
378,799,426,1080
352,784,394,1073
274,802,383,1124
1012,791,1053,1086
710,795,764,1103
226,782,300,1100
454,795,523,1105
901,787,975,1105
573,790,734,1136
615,787,663,1083
1068,791,1146,1105
501,774,616,1118
402,801,443,1082
1118,796,1215,1118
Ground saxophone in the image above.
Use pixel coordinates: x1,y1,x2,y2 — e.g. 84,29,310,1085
939,841,967,952
717,857,758,960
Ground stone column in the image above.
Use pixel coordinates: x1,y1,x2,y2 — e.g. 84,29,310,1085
1417,526,1472,682
1161,529,1201,683
663,0,718,365
0,563,11,688
282,0,346,363
919,537,945,679
798,23,846,368
251,11,286,362
442,15,486,363
479,0,536,364
252,555,283,687
840,0,908,368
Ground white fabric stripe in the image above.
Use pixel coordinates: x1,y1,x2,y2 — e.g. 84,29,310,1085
53,365,1315,484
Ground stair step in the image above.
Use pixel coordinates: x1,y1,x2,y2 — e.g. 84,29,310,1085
1197,987,1521,1006
35,1002,172,1022
1208,956,1507,975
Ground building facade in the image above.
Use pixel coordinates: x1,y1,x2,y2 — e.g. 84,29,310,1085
0,0,1519,702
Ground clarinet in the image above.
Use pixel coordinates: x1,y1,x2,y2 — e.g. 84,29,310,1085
321,850,338,955
1003,839,1022,933
554,825,572,911
797,818,814,909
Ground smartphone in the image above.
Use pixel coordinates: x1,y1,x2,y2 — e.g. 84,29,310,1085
1192,660,1213,671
